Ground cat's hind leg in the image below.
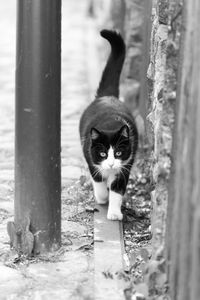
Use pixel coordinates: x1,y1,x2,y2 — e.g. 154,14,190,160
92,179,108,204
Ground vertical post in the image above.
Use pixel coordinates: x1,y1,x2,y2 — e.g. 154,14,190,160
167,1,200,299
15,0,61,253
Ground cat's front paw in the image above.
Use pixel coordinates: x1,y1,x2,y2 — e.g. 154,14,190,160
107,210,123,221
95,196,108,205
92,180,108,205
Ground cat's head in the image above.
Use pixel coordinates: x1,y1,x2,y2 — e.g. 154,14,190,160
90,125,131,173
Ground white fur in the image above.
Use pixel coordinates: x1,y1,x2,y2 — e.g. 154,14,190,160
92,179,108,204
92,147,123,221
107,191,123,220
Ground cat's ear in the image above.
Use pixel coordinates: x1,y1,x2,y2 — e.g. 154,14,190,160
90,128,100,140
119,125,129,138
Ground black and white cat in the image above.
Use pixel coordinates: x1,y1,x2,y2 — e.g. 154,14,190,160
79,29,138,220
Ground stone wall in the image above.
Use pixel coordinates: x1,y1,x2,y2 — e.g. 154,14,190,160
147,0,183,258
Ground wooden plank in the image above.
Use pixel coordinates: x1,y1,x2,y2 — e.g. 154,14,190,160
167,1,200,299
94,204,125,300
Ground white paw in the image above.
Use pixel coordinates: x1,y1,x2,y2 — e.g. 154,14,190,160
92,180,108,205
107,210,123,221
95,196,108,204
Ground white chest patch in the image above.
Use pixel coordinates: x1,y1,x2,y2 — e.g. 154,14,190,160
100,147,121,187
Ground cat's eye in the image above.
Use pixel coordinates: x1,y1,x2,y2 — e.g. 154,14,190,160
115,151,122,157
100,152,106,158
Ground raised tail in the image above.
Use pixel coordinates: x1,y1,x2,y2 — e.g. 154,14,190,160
96,29,125,99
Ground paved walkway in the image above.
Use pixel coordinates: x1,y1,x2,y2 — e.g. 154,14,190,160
61,0,100,184
0,1,99,299
0,1,15,217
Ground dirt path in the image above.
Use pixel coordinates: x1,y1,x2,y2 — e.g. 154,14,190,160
0,1,98,299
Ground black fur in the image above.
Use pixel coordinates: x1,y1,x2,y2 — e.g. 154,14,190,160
79,30,138,196
96,29,125,98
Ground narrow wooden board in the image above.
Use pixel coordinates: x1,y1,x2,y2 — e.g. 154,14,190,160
94,204,126,300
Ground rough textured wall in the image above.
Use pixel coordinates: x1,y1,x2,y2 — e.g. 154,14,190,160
147,0,169,258
147,0,182,258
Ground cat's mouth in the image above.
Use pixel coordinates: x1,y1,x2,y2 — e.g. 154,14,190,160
101,166,121,173
107,166,119,170
94,163,121,175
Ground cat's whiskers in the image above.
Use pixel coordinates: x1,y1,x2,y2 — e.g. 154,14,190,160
122,156,134,167
92,166,103,178
119,168,127,185
122,162,132,168
121,165,131,174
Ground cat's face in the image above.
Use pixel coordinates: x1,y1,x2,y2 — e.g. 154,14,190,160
90,125,131,174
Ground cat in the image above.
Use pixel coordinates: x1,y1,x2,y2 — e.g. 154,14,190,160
79,29,138,220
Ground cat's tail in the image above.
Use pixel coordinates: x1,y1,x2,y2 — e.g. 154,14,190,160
96,29,125,99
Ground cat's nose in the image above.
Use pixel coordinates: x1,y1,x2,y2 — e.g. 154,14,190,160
108,162,114,168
